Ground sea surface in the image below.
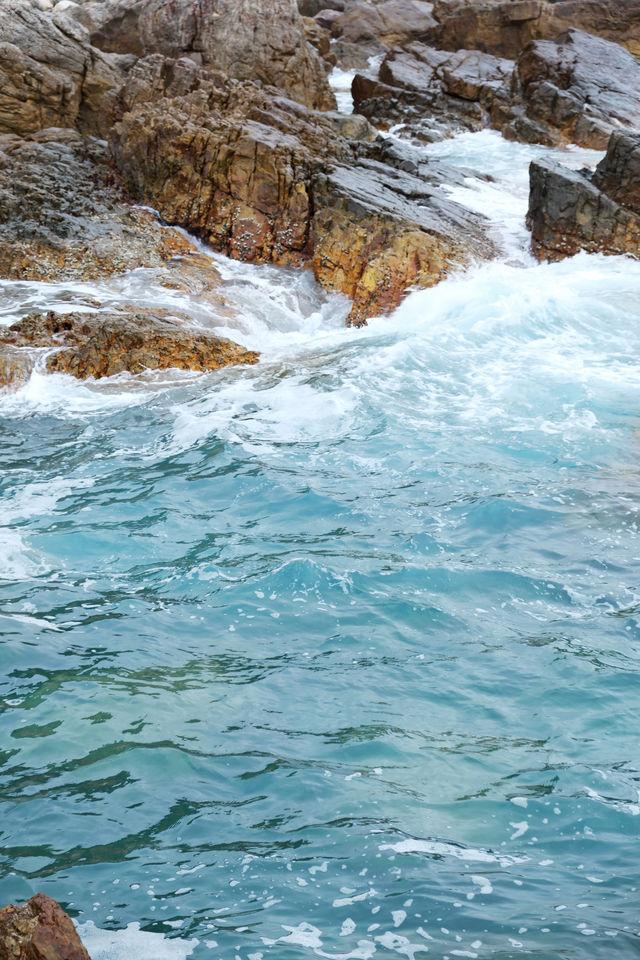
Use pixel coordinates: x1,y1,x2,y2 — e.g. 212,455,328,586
1,122,640,960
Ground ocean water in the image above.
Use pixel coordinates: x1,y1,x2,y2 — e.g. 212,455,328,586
1,131,640,960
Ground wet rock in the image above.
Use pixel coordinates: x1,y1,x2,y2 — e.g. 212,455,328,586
299,0,344,15
527,131,640,261
0,892,91,960
0,0,123,137
78,0,335,109
513,29,640,149
110,59,497,324
0,130,207,282
353,42,513,137
0,308,259,388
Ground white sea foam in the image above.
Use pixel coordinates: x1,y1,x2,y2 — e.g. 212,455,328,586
75,921,198,960
380,838,528,866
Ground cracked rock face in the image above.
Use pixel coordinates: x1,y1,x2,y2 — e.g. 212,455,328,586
0,0,123,137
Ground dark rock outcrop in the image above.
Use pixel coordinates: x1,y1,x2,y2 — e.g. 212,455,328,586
0,309,259,389
0,893,91,960
109,57,497,324
527,131,640,261
0,0,123,137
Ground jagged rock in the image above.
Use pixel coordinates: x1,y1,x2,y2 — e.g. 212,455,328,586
0,0,123,137
77,0,335,109
512,29,640,149
299,0,344,16
427,0,640,59
0,893,91,960
353,42,513,137
527,131,640,261
0,129,208,282
0,308,259,389
109,58,497,323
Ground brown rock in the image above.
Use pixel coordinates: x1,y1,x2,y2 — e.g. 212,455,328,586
81,0,335,109
331,0,437,47
0,0,123,137
0,892,91,960
527,131,640,262
0,309,259,388
109,61,497,324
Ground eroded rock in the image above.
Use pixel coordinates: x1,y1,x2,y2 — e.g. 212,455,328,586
0,892,91,960
0,0,123,137
0,308,259,389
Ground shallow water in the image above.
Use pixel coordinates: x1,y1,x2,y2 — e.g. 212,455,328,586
1,131,640,960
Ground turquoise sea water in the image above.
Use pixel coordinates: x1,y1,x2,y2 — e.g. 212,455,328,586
1,132,640,960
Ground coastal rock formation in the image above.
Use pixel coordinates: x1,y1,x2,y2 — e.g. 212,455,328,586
0,129,206,282
353,43,513,136
512,29,640,149
0,892,91,960
109,58,497,323
0,0,123,137
0,308,259,389
428,0,640,59
76,0,335,109
527,131,640,261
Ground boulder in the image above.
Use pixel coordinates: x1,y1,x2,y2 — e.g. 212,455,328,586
109,58,497,323
0,892,91,960
78,0,335,109
298,0,345,15
353,42,513,137
0,0,123,137
527,131,640,261
0,309,259,389
514,28,640,149
0,129,208,282
331,0,437,47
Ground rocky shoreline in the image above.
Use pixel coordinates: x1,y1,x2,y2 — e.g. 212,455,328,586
0,0,639,390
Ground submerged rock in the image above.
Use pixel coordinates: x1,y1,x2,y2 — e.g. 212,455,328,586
0,0,123,138
109,58,497,324
0,308,259,389
0,892,91,960
527,131,640,261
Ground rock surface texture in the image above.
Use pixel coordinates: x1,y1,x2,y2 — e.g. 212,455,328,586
527,131,640,261
0,893,91,960
109,57,497,324
0,0,123,137
0,309,259,390
78,0,335,109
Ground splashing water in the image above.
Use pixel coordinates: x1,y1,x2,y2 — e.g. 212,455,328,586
1,131,640,960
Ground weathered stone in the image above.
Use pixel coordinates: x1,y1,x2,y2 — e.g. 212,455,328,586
0,130,205,282
109,60,497,323
80,0,335,109
0,893,91,960
299,0,344,15
0,309,259,388
331,0,436,47
527,132,640,261
0,0,123,137
516,29,640,149
427,0,640,59
353,42,513,136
